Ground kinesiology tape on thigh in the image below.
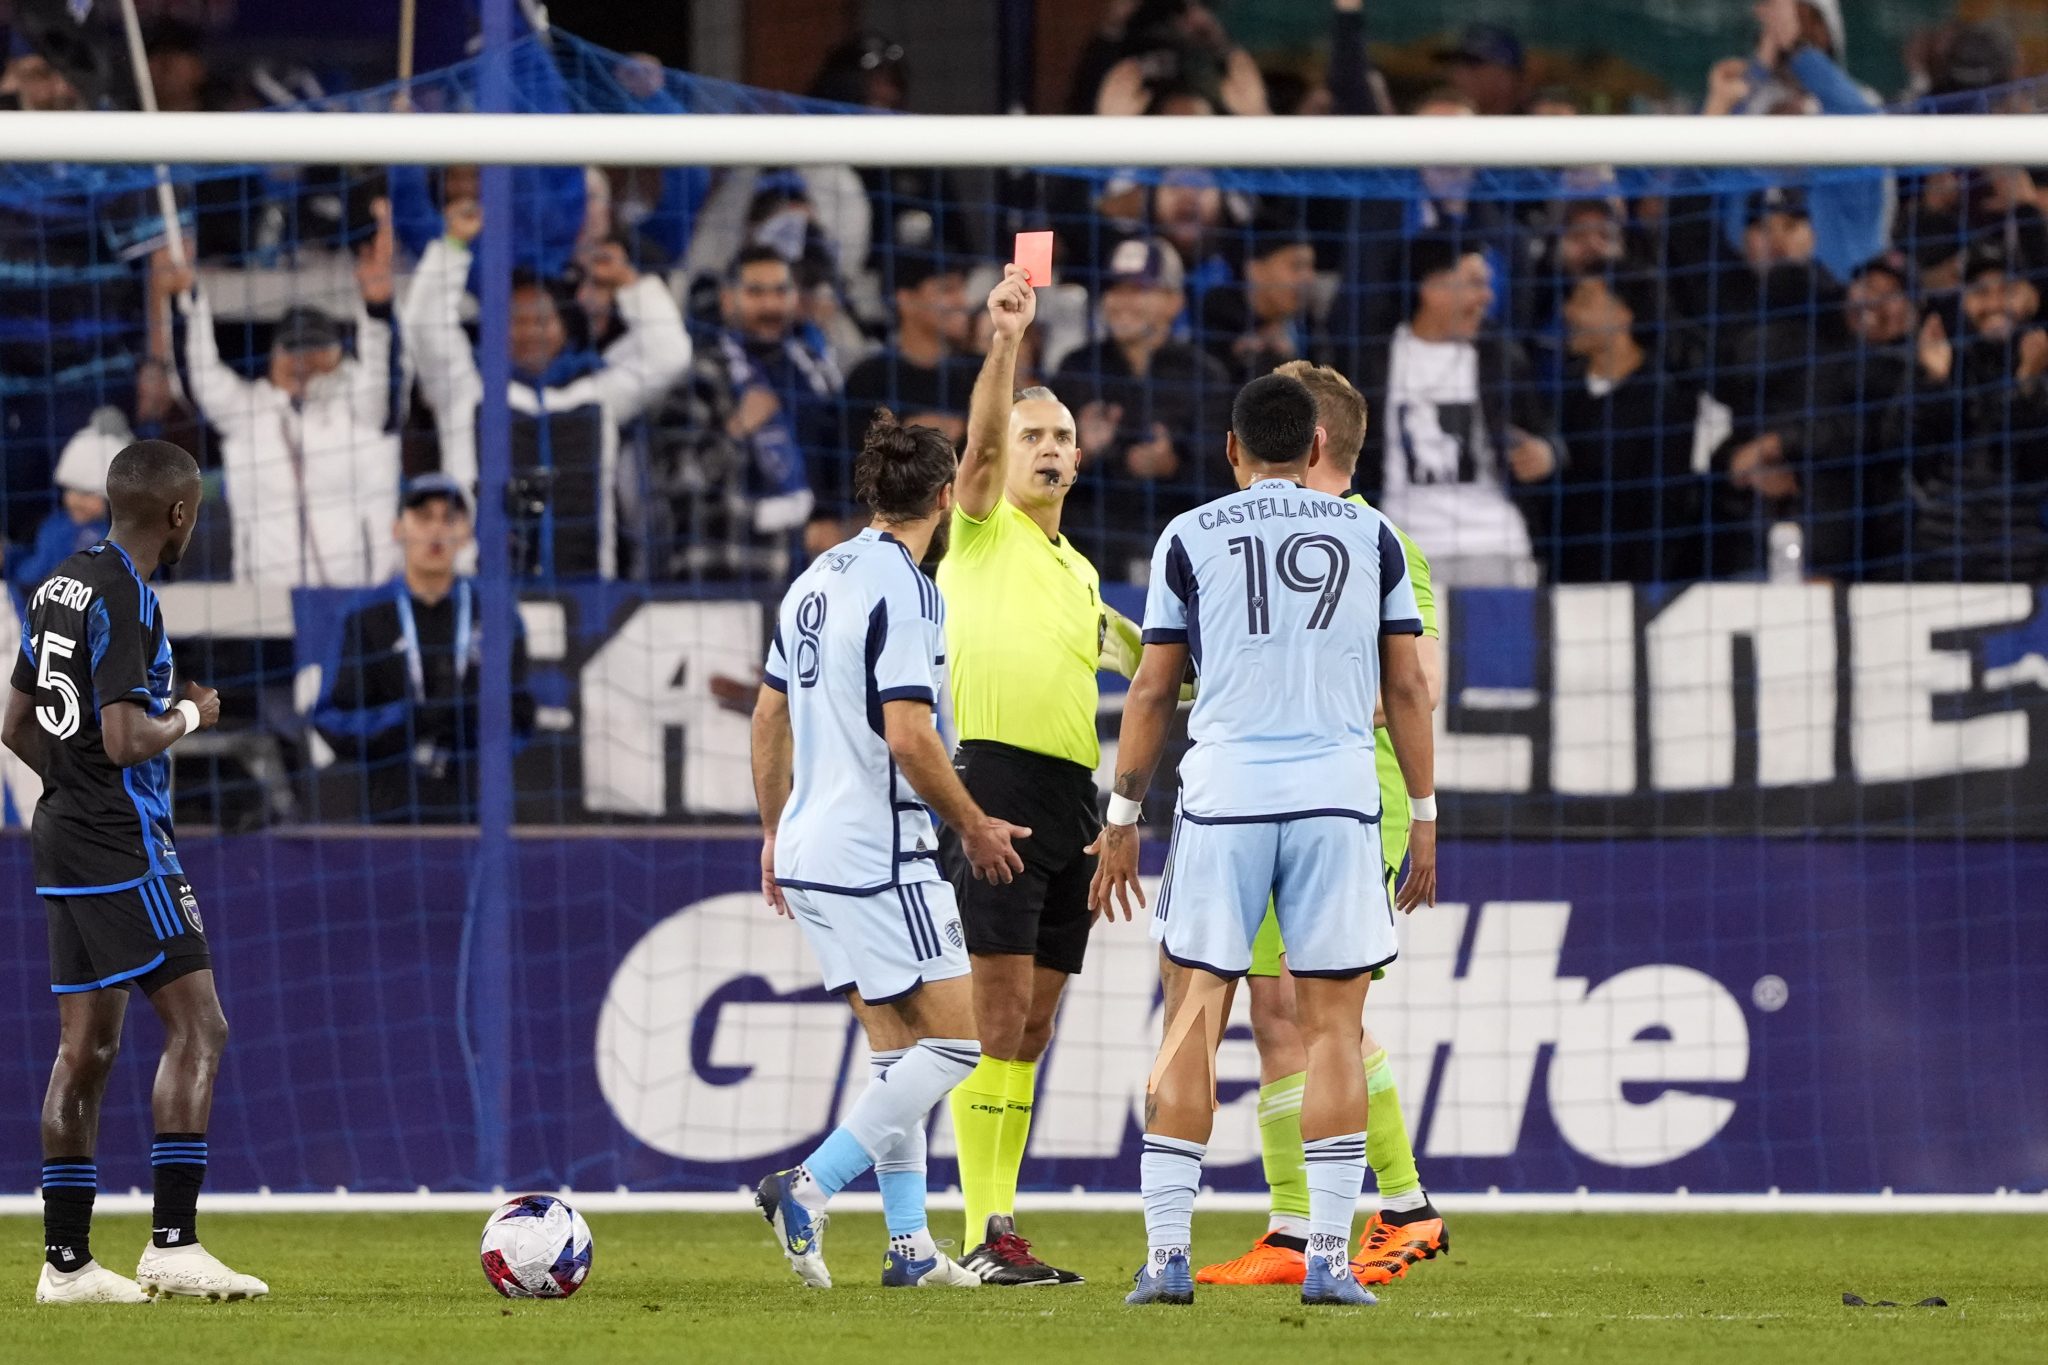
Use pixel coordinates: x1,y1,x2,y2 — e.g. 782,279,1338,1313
1146,970,1230,1112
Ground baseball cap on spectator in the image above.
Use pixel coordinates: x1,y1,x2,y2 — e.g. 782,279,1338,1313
1745,186,1811,224
1105,236,1185,291
1436,24,1524,73
274,305,341,352
1934,22,2019,96
401,472,472,516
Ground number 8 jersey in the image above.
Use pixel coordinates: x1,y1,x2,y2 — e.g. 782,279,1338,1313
11,540,184,894
764,527,948,894
1140,478,1423,822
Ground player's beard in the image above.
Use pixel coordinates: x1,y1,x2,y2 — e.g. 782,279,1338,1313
925,512,952,566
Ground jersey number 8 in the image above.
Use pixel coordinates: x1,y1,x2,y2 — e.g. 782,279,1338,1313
34,629,82,740
793,592,827,688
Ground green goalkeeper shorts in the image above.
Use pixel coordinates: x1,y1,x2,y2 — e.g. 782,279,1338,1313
1247,809,1409,979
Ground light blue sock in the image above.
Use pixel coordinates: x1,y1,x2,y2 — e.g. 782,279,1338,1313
1139,1134,1205,1261
1304,1131,1368,1271
868,1048,929,1240
799,1126,873,1200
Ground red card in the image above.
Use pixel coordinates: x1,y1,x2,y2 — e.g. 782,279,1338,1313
1013,230,1054,287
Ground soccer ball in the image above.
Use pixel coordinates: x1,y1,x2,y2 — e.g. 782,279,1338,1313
479,1194,593,1298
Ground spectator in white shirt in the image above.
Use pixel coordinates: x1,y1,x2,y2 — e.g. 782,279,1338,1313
1355,235,1562,586
404,197,691,580
161,200,400,588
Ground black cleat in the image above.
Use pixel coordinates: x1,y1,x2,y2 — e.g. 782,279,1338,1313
959,1215,1081,1286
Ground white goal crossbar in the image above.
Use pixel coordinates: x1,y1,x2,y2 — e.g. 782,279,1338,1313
3,111,2046,168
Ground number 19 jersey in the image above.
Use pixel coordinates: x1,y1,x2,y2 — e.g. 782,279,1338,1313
11,540,183,894
1140,478,1423,822
764,527,948,894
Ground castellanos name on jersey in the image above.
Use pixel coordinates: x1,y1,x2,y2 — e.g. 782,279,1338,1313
764,528,947,893
1141,478,1423,821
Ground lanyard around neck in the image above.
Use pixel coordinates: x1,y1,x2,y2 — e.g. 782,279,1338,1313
393,579,472,705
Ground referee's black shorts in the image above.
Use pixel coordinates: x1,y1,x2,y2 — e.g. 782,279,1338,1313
940,739,1100,976
46,873,212,997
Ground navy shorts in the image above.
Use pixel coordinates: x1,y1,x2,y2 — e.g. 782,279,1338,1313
46,874,211,996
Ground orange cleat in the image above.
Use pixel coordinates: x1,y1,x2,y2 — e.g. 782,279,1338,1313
1350,1211,1450,1286
1194,1232,1308,1286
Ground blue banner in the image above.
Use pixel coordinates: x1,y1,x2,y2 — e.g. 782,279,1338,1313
5,834,2042,1196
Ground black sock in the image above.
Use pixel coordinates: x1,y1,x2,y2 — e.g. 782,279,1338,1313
151,1133,207,1249
1265,1231,1308,1252
42,1158,96,1271
1383,1196,1439,1225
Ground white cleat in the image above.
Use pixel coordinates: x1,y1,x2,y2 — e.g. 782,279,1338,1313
135,1243,269,1302
912,1253,983,1288
36,1260,150,1304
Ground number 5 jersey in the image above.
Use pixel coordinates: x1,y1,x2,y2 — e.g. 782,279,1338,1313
12,540,183,894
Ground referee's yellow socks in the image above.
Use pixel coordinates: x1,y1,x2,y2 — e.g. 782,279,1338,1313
992,1058,1038,1220
1363,1047,1423,1206
949,1056,1011,1243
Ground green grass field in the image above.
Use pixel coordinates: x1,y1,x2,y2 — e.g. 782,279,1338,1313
5,1212,2043,1364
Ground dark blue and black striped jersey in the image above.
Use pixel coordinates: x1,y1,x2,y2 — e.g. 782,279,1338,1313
10,541,182,894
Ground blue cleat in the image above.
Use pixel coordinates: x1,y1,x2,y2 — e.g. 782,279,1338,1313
754,1170,831,1288
881,1246,980,1288
1302,1255,1379,1306
1125,1251,1195,1305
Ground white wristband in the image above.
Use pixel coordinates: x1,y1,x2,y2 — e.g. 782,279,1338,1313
1105,793,1143,827
1409,793,1438,822
173,699,202,738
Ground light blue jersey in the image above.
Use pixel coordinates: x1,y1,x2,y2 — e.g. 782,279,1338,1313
1140,477,1423,823
765,527,947,894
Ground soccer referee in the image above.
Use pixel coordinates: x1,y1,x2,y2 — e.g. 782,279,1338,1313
937,264,1113,1286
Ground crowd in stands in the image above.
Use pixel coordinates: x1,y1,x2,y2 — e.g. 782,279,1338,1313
1,1,2045,820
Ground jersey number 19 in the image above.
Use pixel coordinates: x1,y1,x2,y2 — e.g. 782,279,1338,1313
1226,533,1351,634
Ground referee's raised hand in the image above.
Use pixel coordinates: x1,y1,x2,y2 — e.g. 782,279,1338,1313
988,262,1037,339
961,812,1032,884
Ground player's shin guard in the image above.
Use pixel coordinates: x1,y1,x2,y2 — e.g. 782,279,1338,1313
1303,1133,1367,1274
1363,1050,1425,1211
41,1158,96,1271
1139,1135,1205,1262
150,1135,206,1249
948,1056,1009,1244
871,1048,937,1261
1257,1072,1310,1236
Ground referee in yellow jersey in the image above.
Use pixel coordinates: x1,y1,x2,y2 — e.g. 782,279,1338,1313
937,264,1117,1286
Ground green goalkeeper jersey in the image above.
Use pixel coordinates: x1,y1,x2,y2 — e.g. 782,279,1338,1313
1352,494,1437,863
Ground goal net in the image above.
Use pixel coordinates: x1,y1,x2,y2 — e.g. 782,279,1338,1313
1,28,2043,1205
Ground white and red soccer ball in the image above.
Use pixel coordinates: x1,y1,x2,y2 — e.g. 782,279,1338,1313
479,1194,593,1298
